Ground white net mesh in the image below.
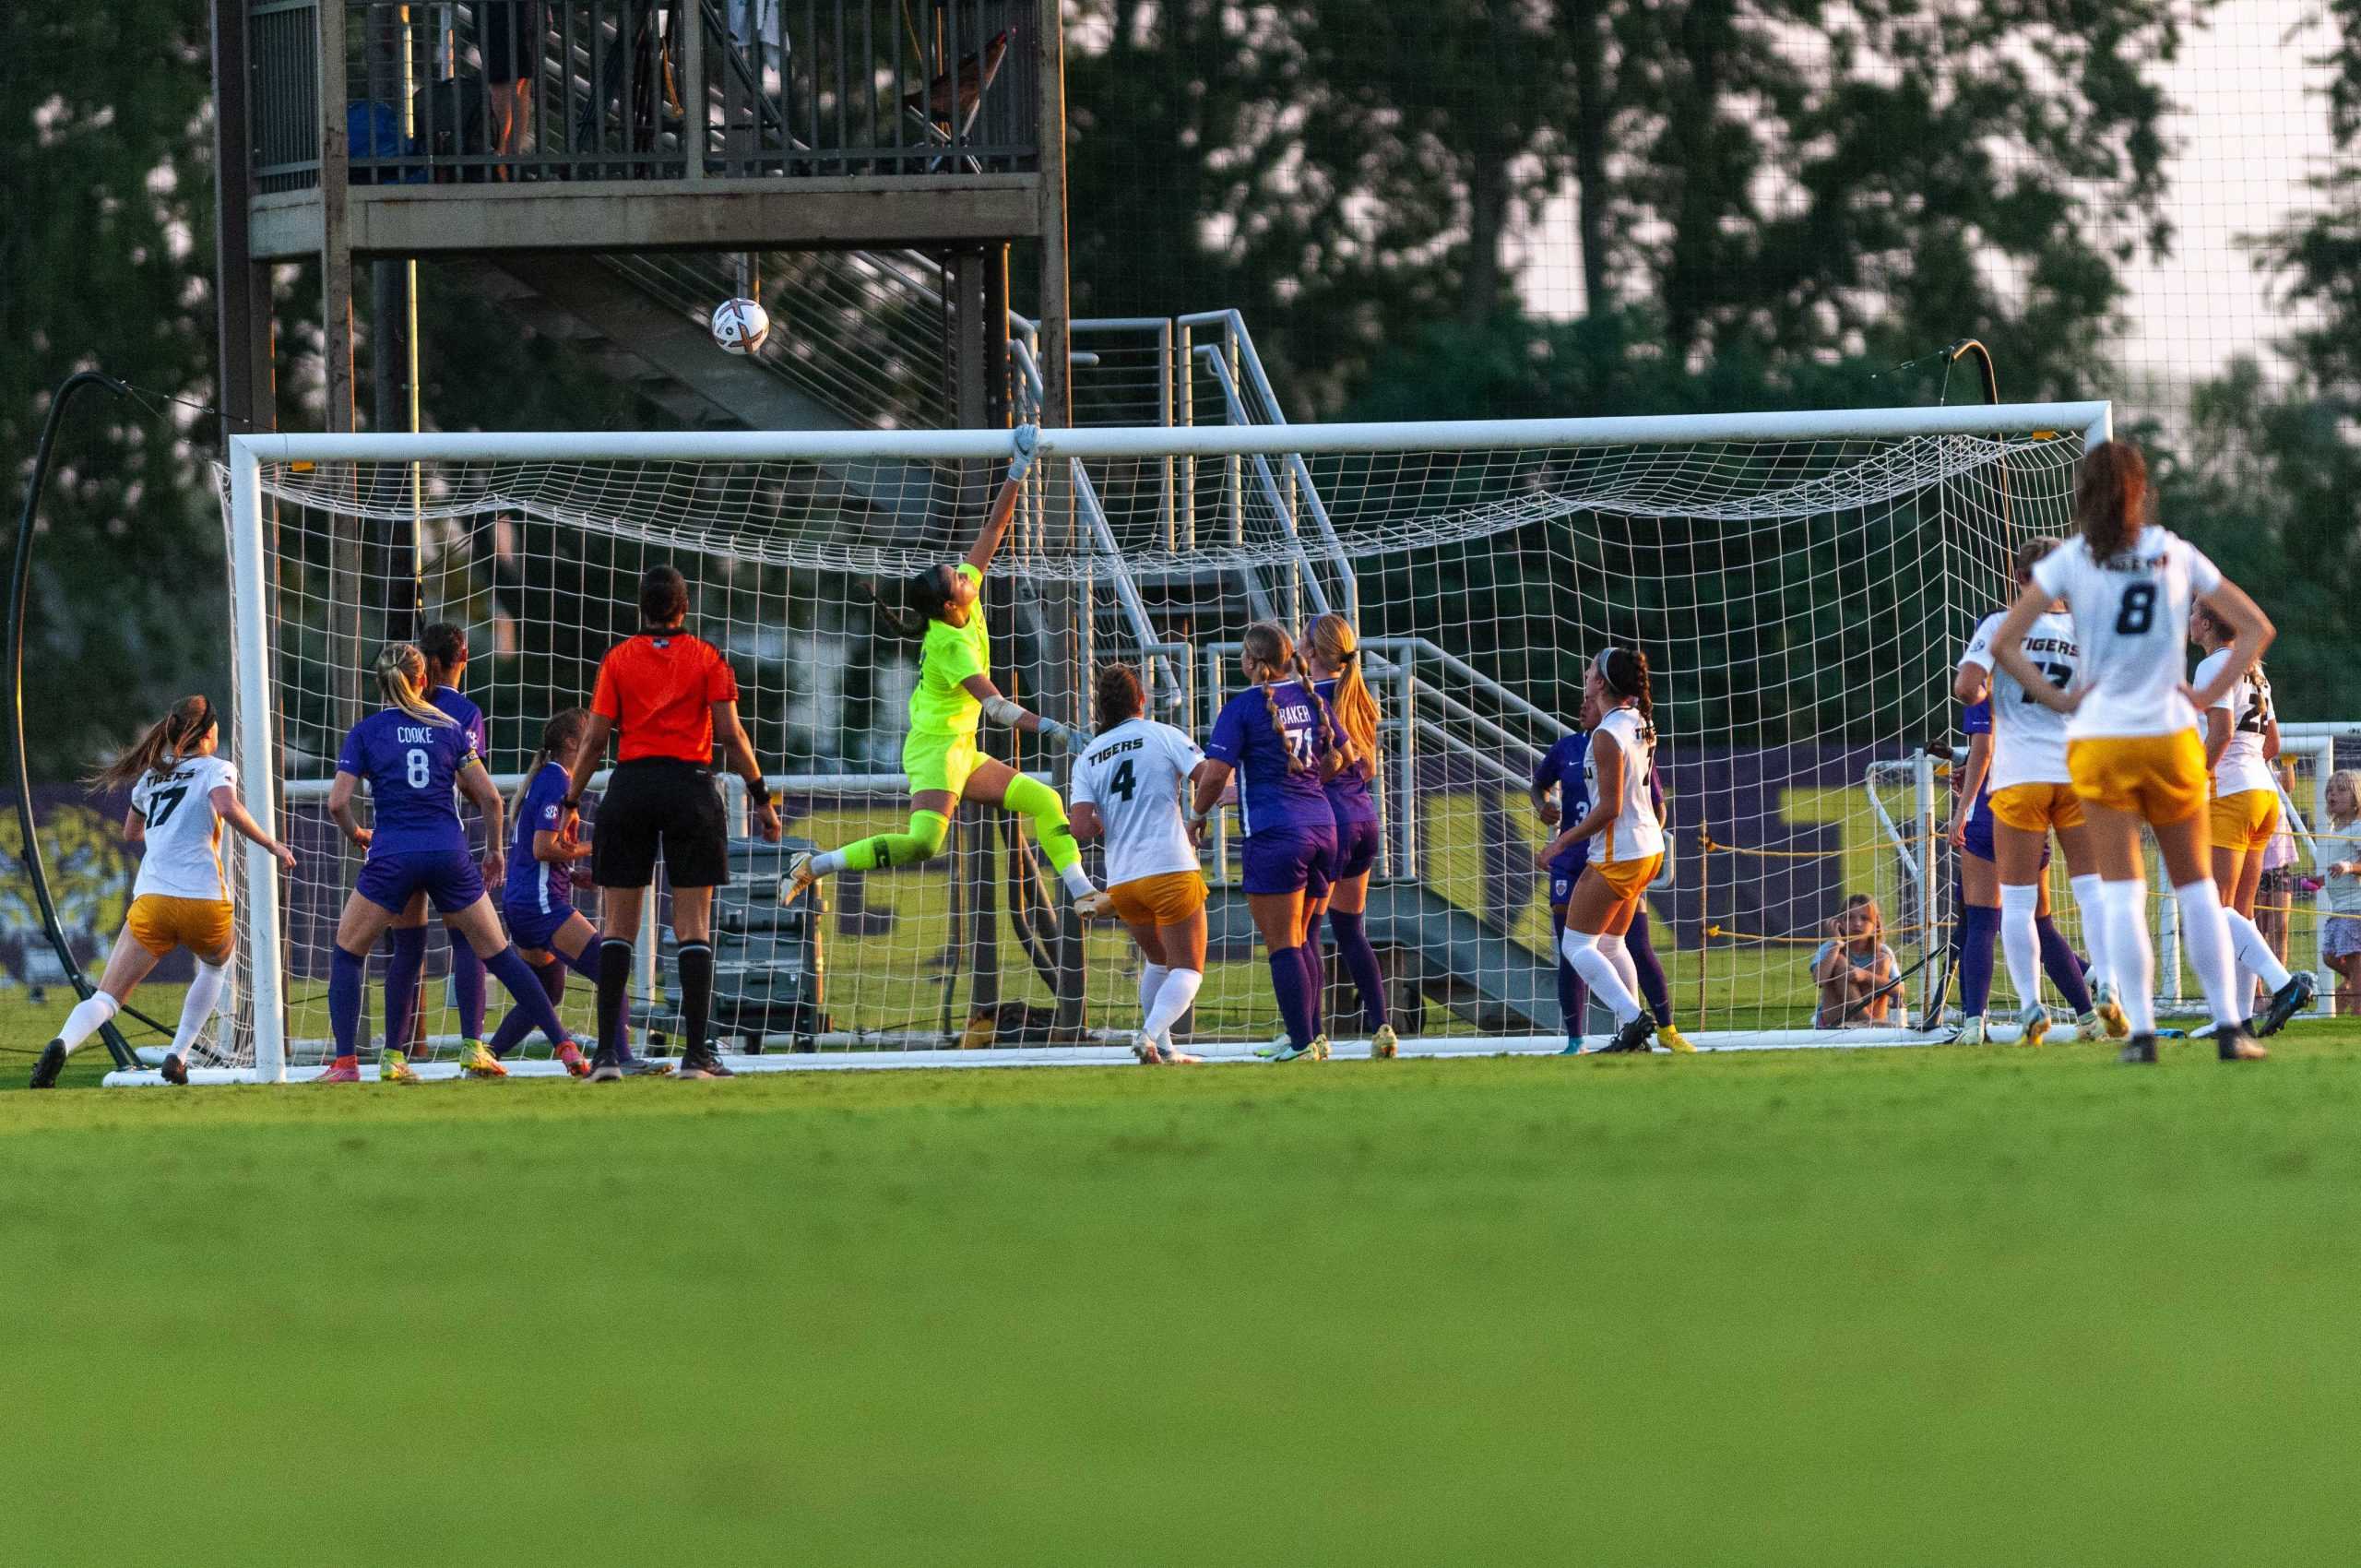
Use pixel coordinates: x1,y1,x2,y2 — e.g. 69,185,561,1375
211,419,2094,1069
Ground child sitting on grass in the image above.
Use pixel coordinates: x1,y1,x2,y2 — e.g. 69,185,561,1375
1811,893,1897,1028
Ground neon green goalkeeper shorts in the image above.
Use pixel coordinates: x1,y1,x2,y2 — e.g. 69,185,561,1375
903,729,980,798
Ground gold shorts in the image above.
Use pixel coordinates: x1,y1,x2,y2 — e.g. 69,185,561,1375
1990,781,2086,834
2066,732,2208,825
1107,869,1208,927
2208,789,2281,854
1586,851,1663,899
126,895,234,962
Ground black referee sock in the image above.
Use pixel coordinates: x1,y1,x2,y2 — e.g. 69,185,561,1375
596,939,634,1058
678,941,715,1058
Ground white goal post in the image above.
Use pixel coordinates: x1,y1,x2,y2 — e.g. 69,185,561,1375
202,400,2118,1084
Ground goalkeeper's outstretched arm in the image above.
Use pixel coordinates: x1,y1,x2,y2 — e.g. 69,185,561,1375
966,674,1084,754
965,424,1038,576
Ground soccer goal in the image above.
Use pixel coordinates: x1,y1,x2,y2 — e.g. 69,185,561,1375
153,400,2125,1083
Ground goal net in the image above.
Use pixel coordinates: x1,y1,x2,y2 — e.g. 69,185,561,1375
187,404,2122,1080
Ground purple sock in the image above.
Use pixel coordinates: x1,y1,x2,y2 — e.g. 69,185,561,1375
482,944,572,1047
329,944,367,1060
383,925,428,1054
1267,946,1313,1048
1958,901,1999,1016
1626,905,1674,1027
1328,910,1389,1030
1299,942,1325,1039
1551,904,1588,1043
2036,914,2094,1014
452,941,487,1041
488,957,564,1058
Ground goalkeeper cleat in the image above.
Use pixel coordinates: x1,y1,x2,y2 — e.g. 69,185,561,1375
1370,1024,1399,1060
160,1052,189,1086
2094,980,2130,1039
1956,1016,1988,1047
584,1048,624,1084
318,1054,362,1084
458,1041,508,1079
2257,972,2315,1038
30,1039,66,1089
382,1049,421,1085
2016,1003,2050,1050
1074,888,1116,921
555,1041,589,1078
2074,1011,2102,1042
778,851,818,907
1655,1023,1697,1054
2214,1024,2268,1063
2118,1034,2159,1066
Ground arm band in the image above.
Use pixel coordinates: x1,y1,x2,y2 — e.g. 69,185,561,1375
982,695,1026,728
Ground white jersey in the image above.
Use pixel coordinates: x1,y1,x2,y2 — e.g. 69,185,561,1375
2028,524,2223,740
1070,719,1204,885
1584,705,1664,863
127,754,237,902
1958,609,2078,789
2193,647,2277,797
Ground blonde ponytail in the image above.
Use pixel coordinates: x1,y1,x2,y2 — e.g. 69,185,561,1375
375,643,455,727
1306,612,1379,774
91,695,216,794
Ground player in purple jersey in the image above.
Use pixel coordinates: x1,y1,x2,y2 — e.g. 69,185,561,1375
379,623,495,1072
1191,622,1344,1061
1528,681,1687,1051
319,643,581,1082
1302,613,1395,1057
485,708,664,1075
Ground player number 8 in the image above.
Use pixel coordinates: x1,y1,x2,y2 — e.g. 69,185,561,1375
2114,583,2157,636
406,746,431,790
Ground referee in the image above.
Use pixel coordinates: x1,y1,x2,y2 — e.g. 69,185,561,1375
564,564,782,1080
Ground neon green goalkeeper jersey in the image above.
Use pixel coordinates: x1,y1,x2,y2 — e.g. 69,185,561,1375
908,564,990,738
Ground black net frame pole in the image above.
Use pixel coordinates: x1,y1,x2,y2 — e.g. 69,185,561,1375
7,371,141,1072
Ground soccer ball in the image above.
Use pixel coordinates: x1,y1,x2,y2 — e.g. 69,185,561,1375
710,297,770,356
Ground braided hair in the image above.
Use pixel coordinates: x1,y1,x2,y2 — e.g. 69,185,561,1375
1241,621,1338,777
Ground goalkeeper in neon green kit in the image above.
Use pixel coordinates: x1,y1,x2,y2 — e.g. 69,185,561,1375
786,426,1097,903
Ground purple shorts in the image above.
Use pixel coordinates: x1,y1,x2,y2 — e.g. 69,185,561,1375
1332,815,1382,882
501,895,578,952
356,847,486,916
1240,823,1339,897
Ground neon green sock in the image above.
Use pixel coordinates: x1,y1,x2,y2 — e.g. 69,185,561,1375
841,809,950,871
1003,773,1082,873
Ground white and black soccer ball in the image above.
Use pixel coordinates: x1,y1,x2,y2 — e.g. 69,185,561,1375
711,297,771,356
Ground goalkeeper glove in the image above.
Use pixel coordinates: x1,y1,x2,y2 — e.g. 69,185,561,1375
1036,717,1086,754
1008,423,1039,482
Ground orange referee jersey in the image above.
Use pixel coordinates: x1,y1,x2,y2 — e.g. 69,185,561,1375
591,633,739,762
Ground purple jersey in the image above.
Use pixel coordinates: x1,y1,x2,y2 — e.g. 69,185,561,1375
1535,729,1667,882
1312,677,1380,826
504,761,576,921
432,685,489,758
1204,681,1335,836
337,707,481,855
1962,697,1996,830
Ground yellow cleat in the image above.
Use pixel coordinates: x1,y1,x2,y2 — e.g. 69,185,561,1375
1655,1023,1698,1054
1311,1034,1332,1061
382,1049,420,1085
2016,1003,2050,1049
2094,981,2130,1039
458,1041,508,1079
1370,1024,1399,1060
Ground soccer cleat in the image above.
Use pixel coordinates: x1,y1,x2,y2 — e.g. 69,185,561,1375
2118,1034,2159,1065
2074,1011,2102,1042
1955,1016,1988,1047
458,1041,508,1079
318,1055,362,1083
2093,980,2130,1040
584,1048,624,1083
777,851,818,906
1655,1023,1698,1054
1074,888,1116,921
2214,1024,2267,1063
1370,1024,1399,1060
29,1039,65,1089
1559,1038,1587,1056
382,1049,421,1085
2257,972,2316,1038
2016,1002,2050,1049
555,1041,589,1078
675,1050,735,1079
1263,1039,1320,1063
160,1052,189,1086
1311,1034,1331,1061
1595,1014,1655,1054
620,1054,674,1077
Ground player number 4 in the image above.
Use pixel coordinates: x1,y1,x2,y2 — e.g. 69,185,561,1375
1108,757,1136,802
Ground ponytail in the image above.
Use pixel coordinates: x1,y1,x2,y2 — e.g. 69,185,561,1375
2073,440,2151,562
375,642,455,727
862,564,957,636
1093,663,1145,735
1242,622,1315,776
512,707,590,820
1596,645,1653,725
1291,644,1340,766
91,695,217,794
1306,612,1379,773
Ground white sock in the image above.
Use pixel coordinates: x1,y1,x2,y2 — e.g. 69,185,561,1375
56,992,120,1055
172,960,230,1057
810,848,848,877
1600,932,1641,1000
2223,909,2292,993
1059,863,1097,899
1562,929,1642,1024
2173,878,2243,1028
1137,963,1170,1024
2101,880,2157,1034
1999,883,2042,1013
1144,968,1204,1045
2070,873,2110,998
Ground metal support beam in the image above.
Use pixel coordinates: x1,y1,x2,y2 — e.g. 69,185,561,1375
319,0,364,733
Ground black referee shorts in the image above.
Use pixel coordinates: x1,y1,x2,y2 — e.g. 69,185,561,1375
592,758,730,889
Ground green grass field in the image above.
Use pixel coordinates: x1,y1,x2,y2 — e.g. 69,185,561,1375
9,1010,2361,1563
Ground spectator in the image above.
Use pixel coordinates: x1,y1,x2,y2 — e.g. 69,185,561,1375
481,0,542,175
1812,893,1897,1028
